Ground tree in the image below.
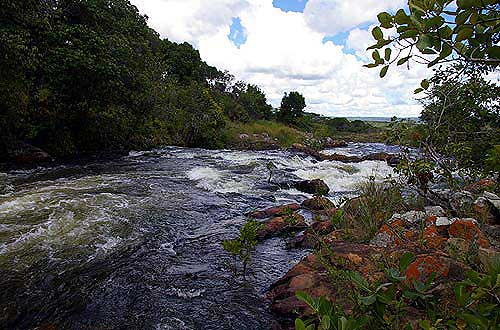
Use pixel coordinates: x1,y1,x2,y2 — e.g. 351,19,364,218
366,0,500,82
278,91,306,124
418,64,500,176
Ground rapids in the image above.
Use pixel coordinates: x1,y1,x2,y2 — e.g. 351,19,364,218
0,143,398,329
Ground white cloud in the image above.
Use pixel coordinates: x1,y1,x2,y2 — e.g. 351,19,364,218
131,0,428,117
303,0,406,36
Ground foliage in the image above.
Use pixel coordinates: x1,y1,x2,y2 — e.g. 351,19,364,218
329,209,345,230
278,91,306,124
295,292,369,330
366,0,500,80
452,264,500,330
222,219,262,279
347,179,406,241
0,0,277,160
389,65,500,191
295,251,500,330
225,120,306,148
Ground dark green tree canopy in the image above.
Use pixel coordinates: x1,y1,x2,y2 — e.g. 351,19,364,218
278,91,306,124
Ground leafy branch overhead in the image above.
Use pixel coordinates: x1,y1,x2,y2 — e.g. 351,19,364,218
366,0,500,84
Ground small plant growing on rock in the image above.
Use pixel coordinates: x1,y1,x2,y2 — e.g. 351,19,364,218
329,209,344,230
222,219,262,279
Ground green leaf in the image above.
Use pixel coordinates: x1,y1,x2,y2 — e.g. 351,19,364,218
360,294,376,305
377,12,393,28
487,46,500,59
399,252,415,272
380,65,389,78
395,9,409,24
384,48,392,61
456,10,472,25
295,318,306,330
397,56,410,65
439,26,453,39
414,88,424,94
372,50,381,61
320,315,331,329
457,0,476,9
416,34,433,51
372,27,384,41
455,27,473,42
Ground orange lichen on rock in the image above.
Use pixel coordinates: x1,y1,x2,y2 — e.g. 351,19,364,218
449,220,490,248
426,215,437,226
405,255,450,283
423,225,447,249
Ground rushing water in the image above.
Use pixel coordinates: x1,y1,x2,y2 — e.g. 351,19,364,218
0,144,398,330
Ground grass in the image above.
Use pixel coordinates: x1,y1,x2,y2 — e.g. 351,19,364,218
225,120,306,148
343,180,406,241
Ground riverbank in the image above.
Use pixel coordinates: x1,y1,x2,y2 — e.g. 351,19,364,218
1,119,389,170
248,178,500,329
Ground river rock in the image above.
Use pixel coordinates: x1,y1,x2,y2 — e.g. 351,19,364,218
268,242,383,320
301,196,335,211
448,219,490,248
323,138,348,148
293,179,330,195
248,203,301,219
8,142,52,164
257,214,307,240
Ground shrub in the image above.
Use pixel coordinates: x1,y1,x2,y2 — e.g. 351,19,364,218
344,179,406,241
222,219,262,279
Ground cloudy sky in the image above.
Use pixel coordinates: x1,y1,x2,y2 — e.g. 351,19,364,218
131,0,431,117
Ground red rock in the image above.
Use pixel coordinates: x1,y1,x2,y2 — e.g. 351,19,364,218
449,219,490,248
423,225,447,249
249,203,300,219
301,196,335,210
257,214,307,240
405,255,450,283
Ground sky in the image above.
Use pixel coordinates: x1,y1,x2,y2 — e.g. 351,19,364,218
130,0,431,117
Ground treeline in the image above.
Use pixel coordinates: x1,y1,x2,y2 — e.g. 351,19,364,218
0,0,276,159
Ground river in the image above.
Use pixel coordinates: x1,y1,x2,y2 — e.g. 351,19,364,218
0,143,399,329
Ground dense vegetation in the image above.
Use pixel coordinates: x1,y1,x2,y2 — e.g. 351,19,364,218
0,0,268,159
0,0,380,162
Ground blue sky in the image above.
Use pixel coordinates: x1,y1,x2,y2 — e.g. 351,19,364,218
132,0,428,118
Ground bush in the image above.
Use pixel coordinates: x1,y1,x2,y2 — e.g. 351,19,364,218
344,179,406,241
222,219,262,279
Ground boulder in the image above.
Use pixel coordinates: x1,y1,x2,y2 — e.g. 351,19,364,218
248,203,300,219
257,214,307,240
323,138,348,148
268,242,382,319
425,206,446,217
386,156,401,167
293,179,330,195
448,219,490,248
8,142,51,164
301,196,335,211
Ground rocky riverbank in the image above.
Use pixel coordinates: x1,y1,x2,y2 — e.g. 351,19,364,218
243,178,500,329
